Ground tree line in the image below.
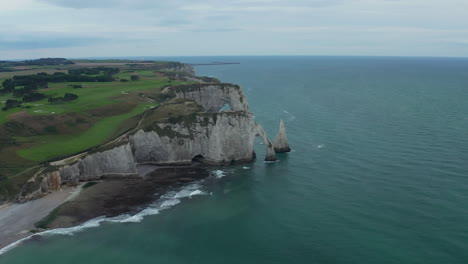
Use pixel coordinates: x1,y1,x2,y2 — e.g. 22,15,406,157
2,92,79,111
0,58,74,68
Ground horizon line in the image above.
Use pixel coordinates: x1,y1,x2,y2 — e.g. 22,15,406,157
4,54,468,61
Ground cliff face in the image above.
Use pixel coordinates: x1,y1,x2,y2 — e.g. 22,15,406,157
161,63,195,75
17,144,138,201
132,112,276,165
59,144,137,184
170,84,250,112
273,119,291,153
18,82,282,202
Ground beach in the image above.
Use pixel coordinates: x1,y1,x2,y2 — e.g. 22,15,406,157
0,166,209,251
0,186,79,249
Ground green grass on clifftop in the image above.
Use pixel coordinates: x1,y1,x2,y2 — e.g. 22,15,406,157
17,103,157,161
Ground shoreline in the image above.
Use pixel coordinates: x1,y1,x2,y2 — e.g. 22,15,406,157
0,186,80,249
0,166,210,254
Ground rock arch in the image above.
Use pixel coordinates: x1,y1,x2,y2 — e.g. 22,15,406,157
255,123,277,161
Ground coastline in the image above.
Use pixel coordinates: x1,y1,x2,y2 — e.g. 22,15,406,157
0,186,80,249
0,166,210,254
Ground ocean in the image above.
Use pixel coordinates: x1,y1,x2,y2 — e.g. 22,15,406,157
1,56,468,263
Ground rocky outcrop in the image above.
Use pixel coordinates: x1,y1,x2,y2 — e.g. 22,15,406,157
59,144,138,184
17,144,138,202
132,112,276,165
170,84,250,112
273,119,291,153
161,63,195,75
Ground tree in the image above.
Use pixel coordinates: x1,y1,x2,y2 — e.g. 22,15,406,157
23,92,46,102
130,75,140,81
63,93,78,101
2,99,22,111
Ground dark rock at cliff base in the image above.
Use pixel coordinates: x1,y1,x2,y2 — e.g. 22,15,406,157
43,167,209,229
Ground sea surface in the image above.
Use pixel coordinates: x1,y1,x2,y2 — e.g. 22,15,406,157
1,56,468,263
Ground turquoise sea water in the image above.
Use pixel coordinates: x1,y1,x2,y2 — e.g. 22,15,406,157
1,56,468,263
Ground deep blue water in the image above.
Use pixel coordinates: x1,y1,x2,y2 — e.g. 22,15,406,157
1,56,468,263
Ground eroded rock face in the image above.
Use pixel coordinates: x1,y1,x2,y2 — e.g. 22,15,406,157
17,144,138,202
132,112,276,165
171,84,250,112
163,64,195,75
59,144,138,184
273,119,291,153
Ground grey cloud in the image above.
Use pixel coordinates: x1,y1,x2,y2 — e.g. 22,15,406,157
37,0,120,8
0,36,108,50
191,27,242,32
36,0,176,9
37,0,347,9
158,18,191,26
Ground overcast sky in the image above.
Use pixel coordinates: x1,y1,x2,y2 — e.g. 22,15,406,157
1,0,468,59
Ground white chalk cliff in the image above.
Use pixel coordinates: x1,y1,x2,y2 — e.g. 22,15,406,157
18,82,284,201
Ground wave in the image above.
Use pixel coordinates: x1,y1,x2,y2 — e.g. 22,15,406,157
283,110,296,121
0,181,208,256
160,199,181,208
212,170,226,178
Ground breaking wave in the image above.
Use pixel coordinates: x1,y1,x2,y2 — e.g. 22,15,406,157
212,170,226,178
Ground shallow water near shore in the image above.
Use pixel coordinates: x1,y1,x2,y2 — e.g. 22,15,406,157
2,56,468,263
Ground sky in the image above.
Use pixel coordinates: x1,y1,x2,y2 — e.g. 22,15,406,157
1,0,468,59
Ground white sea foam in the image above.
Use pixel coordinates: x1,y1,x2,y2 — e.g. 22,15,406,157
283,109,297,121
160,199,181,208
317,144,325,149
243,166,250,169
212,170,226,178
120,208,160,223
174,189,206,199
174,189,193,199
0,236,32,256
189,190,204,197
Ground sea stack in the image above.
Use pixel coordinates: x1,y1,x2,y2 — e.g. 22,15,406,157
273,119,291,153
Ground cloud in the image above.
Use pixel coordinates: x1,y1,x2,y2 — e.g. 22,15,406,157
158,18,191,27
191,27,242,32
37,0,119,8
36,0,346,10
0,36,108,50
0,0,468,58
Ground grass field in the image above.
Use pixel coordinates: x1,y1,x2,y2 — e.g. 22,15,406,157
0,76,187,125
17,102,156,161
